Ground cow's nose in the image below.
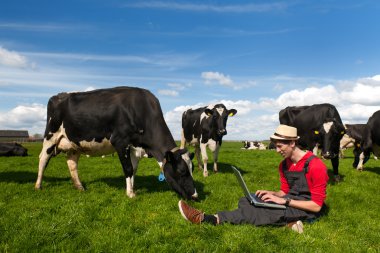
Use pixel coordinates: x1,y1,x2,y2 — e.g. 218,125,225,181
218,129,227,135
322,152,331,159
191,189,198,199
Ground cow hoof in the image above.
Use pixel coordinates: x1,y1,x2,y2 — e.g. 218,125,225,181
203,171,208,177
127,192,136,198
75,185,85,191
34,186,42,190
213,169,218,173
333,175,341,182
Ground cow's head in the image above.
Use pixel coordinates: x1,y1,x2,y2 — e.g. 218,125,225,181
204,104,237,137
14,143,28,156
163,148,198,200
314,119,345,159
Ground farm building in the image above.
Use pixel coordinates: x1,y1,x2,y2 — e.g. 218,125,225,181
0,130,30,143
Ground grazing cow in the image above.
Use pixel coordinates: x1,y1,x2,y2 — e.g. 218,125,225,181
35,86,198,200
279,103,345,181
180,104,237,177
356,110,380,170
242,141,266,150
339,124,369,162
0,143,28,156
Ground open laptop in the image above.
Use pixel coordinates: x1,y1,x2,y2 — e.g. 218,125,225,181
231,166,286,209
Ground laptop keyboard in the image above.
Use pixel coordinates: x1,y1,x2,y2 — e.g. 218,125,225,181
252,194,265,203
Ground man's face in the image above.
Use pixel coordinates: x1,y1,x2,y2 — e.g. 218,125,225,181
274,141,294,158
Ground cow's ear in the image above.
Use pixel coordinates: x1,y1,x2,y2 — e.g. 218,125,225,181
228,109,237,117
205,109,213,116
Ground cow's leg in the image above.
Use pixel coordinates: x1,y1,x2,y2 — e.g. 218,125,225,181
35,141,55,189
352,147,361,168
116,146,135,198
212,144,220,173
200,143,209,177
207,140,219,173
357,152,365,171
66,151,84,190
194,145,202,170
373,144,380,160
331,156,340,182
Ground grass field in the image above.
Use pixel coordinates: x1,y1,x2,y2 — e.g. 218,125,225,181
0,142,379,252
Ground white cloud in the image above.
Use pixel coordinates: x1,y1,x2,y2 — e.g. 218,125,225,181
158,89,179,97
341,83,380,105
202,71,234,87
0,46,29,68
0,104,46,135
167,82,192,90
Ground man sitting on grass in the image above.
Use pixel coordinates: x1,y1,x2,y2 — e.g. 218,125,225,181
178,124,329,233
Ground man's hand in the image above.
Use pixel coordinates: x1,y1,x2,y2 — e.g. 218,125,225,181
255,190,287,204
259,193,287,205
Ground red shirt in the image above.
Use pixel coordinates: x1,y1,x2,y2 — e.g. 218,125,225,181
279,151,329,206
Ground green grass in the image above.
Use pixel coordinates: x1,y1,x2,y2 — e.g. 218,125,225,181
0,142,379,252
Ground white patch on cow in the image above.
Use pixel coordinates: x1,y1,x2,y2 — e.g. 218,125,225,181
181,152,193,176
200,112,208,122
189,135,199,145
216,107,224,116
126,176,135,198
78,138,115,156
340,134,355,149
206,139,217,152
323,121,334,133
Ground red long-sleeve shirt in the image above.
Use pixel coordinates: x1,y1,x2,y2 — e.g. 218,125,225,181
279,151,329,206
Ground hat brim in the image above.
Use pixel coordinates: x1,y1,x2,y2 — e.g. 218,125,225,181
270,134,300,141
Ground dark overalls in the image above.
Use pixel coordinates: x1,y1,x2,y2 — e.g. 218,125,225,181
217,156,321,225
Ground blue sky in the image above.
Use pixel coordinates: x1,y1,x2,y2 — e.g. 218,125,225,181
1,0,380,140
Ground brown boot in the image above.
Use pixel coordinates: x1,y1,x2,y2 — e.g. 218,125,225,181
178,200,204,224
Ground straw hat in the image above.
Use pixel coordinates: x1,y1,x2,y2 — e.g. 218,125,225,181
270,124,299,141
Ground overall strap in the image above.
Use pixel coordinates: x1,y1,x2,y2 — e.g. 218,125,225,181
281,159,288,171
303,155,316,173
281,155,316,173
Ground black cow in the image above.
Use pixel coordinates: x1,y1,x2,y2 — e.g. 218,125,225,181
356,110,380,170
35,86,198,200
279,103,345,181
0,143,28,156
180,104,237,177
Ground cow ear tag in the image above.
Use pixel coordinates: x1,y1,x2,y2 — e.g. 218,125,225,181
314,131,319,135
341,131,345,135
229,112,234,116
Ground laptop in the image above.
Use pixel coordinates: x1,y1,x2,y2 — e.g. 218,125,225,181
231,166,286,209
